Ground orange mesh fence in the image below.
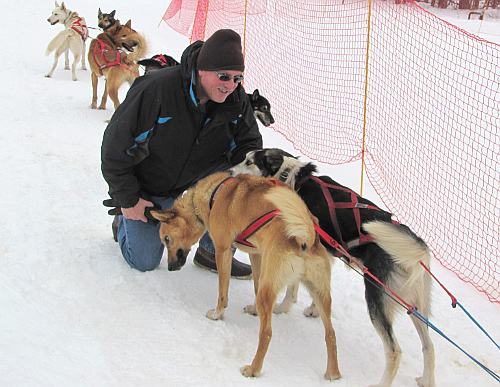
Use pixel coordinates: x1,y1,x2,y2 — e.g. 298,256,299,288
163,0,500,303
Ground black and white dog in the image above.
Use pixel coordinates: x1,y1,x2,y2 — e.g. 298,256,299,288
231,148,435,387
137,55,275,128
247,89,274,127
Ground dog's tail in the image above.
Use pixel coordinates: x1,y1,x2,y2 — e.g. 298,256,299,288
265,186,315,250
363,221,431,288
45,30,73,55
126,35,149,62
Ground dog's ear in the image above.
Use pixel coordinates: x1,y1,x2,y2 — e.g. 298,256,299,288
110,10,116,18
150,208,177,223
297,162,317,182
98,8,102,18
264,154,284,176
252,89,260,100
55,1,60,8
138,58,159,67
125,19,132,28
60,2,66,11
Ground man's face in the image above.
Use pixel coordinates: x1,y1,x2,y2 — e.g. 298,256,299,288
198,70,243,104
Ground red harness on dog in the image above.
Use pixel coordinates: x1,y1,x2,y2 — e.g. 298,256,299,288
70,16,88,41
91,39,139,77
297,175,389,252
209,177,282,248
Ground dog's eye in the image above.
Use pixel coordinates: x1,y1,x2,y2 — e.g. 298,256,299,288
245,159,253,166
163,236,170,246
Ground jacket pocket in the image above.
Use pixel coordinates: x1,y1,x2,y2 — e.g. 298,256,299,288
127,117,172,164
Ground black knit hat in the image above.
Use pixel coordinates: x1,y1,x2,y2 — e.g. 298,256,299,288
197,29,245,72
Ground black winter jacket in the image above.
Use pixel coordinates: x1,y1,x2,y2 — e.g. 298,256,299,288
101,41,262,208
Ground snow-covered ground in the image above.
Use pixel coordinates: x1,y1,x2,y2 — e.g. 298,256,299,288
0,1,498,386
418,1,500,44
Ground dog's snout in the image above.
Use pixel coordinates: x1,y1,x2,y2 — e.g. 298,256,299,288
168,249,188,271
176,249,187,265
168,263,181,271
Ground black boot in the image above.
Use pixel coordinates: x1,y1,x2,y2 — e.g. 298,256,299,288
112,215,120,242
193,247,252,280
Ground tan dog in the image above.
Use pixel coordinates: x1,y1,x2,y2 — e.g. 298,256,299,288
151,172,341,380
88,20,147,110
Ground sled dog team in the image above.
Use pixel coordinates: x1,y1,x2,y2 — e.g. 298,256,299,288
45,2,435,386
44,2,275,127
46,3,147,110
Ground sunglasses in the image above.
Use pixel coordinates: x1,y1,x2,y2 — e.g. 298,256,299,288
215,71,244,84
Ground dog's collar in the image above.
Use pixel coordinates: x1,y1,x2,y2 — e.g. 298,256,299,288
278,168,291,183
209,176,234,210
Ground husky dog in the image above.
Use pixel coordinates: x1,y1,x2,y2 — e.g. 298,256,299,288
45,1,88,81
88,20,148,110
231,148,435,387
151,172,341,380
97,8,118,31
248,89,274,127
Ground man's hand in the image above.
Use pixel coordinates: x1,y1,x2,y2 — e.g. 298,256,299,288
122,198,154,223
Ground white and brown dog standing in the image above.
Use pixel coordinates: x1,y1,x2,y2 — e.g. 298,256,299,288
152,172,341,380
46,1,88,81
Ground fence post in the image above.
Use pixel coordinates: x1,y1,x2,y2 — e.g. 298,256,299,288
243,0,249,59
360,0,374,195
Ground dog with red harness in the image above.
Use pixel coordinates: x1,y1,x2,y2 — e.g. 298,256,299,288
45,1,88,81
88,20,147,110
151,171,341,380
231,148,436,387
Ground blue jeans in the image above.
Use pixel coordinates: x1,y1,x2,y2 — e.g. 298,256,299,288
116,195,215,272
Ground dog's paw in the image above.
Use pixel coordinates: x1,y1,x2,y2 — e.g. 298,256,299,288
324,370,341,381
240,365,260,378
98,105,106,110
303,304,319,318
72,77,78,81
64,66,70,70
206,309,223,320
243,304,257,315
273,301,292,314
415,376,435,387
45,74,51,78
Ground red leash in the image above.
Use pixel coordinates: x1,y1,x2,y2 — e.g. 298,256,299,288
313,222,415,311
419,261,458,307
